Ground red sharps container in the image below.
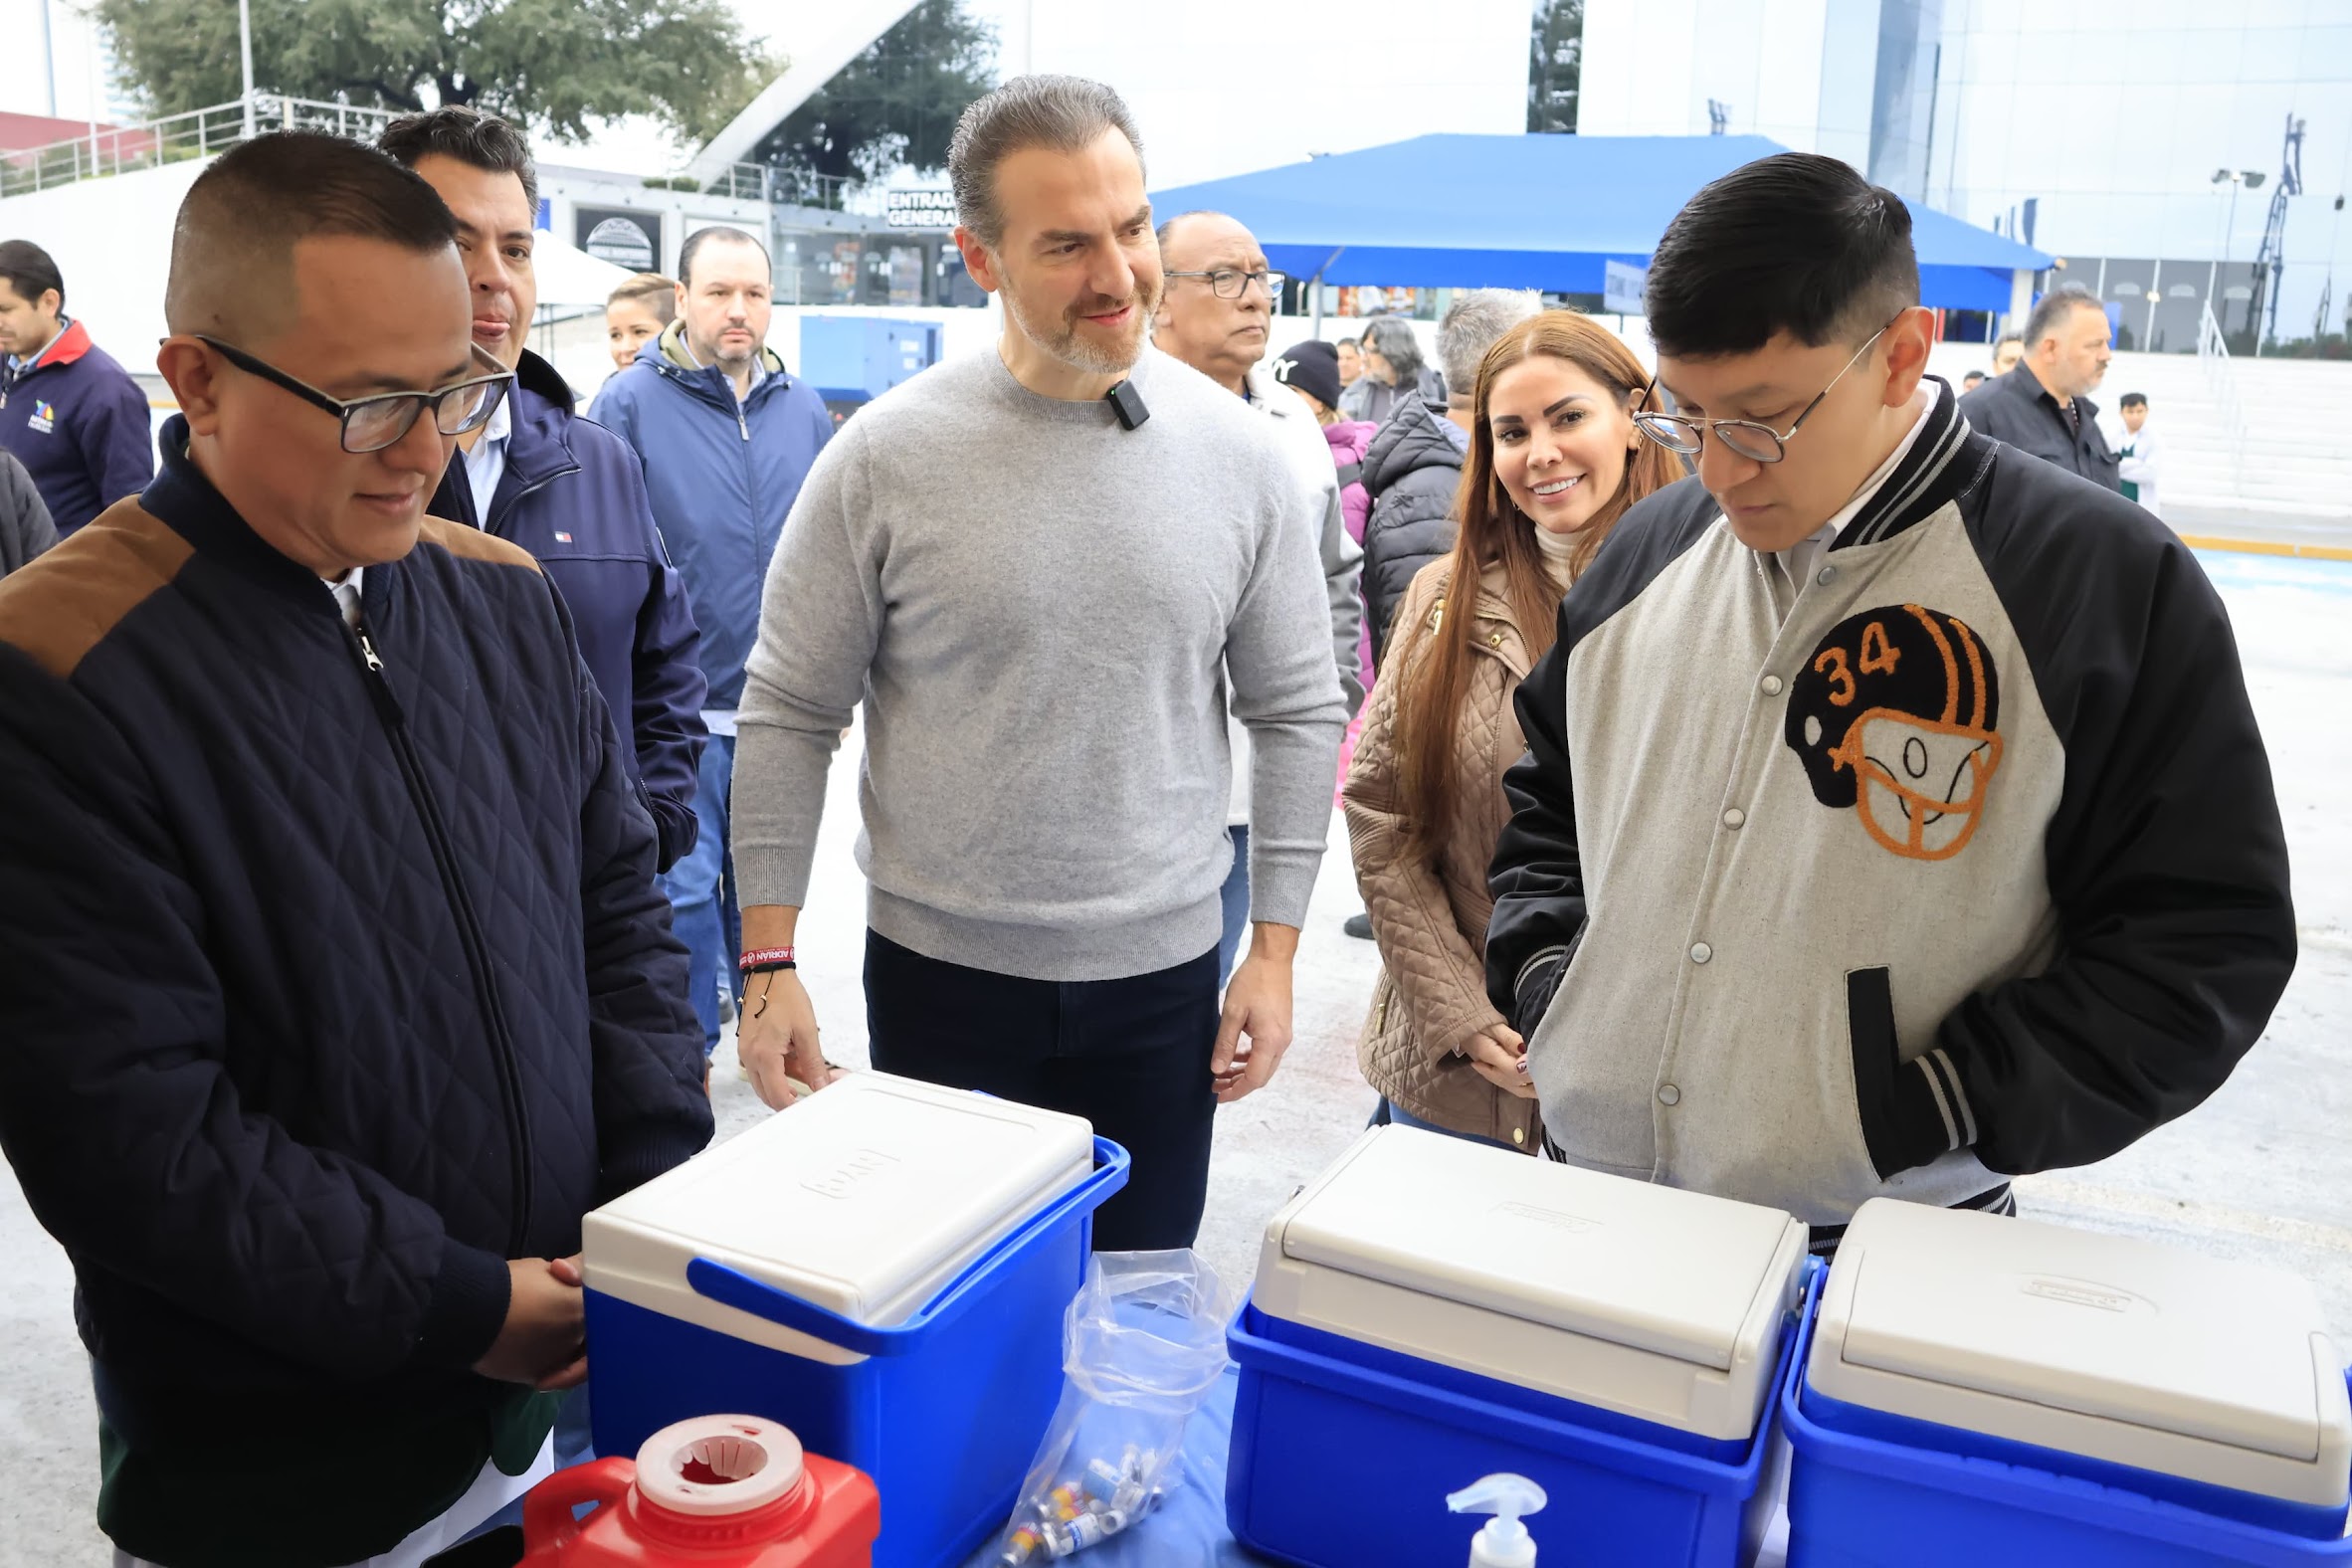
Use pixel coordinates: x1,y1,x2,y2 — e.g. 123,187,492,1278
520,1414,881,1567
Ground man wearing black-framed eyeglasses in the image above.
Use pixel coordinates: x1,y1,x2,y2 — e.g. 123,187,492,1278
0,131,711,1567
1485,152,2290,1255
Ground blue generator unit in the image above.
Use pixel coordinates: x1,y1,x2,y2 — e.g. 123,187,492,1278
800,315,942,426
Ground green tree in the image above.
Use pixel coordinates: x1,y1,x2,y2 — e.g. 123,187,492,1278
752,0,996,185
1527,0,1583,135
95,0,771,144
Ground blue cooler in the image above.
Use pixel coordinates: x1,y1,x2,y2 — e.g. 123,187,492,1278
581,1073,1128,1568
1788,1198,2352,1566
1228,1126,1812,1567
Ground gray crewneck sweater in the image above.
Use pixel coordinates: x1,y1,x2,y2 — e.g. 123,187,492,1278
732,345,1347,981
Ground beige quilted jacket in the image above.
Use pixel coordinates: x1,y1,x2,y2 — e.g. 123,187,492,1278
1343,558,1542,1152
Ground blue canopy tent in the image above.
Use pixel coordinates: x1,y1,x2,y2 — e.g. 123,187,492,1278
1149,133,2052,313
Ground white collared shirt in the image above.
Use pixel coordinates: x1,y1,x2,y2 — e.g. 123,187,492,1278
323,568,362,629
461,391,513,525
1767,385,1936,614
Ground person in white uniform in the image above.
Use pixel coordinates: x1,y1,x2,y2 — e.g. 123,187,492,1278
2115,391,2160,517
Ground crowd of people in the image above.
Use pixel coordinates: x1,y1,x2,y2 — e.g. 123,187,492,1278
0,70,2297,1568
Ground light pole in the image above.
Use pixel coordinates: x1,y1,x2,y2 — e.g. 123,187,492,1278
2212,167,2265,340
239,0,256,137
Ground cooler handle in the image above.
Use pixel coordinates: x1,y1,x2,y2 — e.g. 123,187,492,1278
521,1455,633,1551
685,1136,1130,1358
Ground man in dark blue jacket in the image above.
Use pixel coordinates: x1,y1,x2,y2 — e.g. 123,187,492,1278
592,226,832,1051
1957,283,2122,492
0,133,711,1568
0,239,156,533
382,108,708,873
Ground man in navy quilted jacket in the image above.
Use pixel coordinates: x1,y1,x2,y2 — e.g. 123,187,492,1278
0,133,713,1568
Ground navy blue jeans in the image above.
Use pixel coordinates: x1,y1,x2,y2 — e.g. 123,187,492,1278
1217,825,1250,986
659,731,740,1054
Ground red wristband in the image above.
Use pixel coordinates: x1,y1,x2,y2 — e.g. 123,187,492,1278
739,946,797,971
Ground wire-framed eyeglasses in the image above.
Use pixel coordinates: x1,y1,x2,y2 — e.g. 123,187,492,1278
196,335,514,455
1162,267,1287,300
1631,319,1896,465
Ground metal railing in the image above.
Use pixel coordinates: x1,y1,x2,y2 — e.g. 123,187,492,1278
2,92,858,221
0,97,394,199
2196,301,2251,499
691,161,852,211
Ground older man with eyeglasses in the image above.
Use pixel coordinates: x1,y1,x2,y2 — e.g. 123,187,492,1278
0,131,711,1568
1152,208,1363,979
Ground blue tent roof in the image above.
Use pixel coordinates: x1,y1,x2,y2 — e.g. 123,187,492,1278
1149,134,2053,312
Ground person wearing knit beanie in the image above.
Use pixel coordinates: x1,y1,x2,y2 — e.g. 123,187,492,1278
1272,338,1345,416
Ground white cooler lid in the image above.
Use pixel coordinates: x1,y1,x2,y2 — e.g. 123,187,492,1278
1812,1199,2352,1500
1273,1126,1805,1371
587,1073,1094,1328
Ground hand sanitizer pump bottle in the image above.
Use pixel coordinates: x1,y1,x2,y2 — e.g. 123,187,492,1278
1447,1473,1547,1568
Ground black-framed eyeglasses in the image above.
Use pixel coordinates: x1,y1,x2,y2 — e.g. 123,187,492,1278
195,335,513,455
1163,267,1287,300
1632,319,1896,465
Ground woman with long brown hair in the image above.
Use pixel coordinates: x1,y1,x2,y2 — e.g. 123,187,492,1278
1343,310,1681,1147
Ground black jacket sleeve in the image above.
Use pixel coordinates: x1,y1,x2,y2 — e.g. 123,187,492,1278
1867,461,2297,1178
1482,630,1584,1033
565,611,713,1202
0,645,513,1379
610,449,708,875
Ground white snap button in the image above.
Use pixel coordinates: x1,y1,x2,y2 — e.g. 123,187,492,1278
1818,566,1837,586
1722,808,1746,829
1689,942,1712,964
1760,674,1784,696
1658,1084,1681,1106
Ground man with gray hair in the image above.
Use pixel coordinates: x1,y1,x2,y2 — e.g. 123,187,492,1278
730,76,1346,1251
1339,313,1447,425
1357,290,1540,667
1960,284,2121,490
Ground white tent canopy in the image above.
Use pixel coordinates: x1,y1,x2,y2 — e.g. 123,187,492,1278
532,228,639,309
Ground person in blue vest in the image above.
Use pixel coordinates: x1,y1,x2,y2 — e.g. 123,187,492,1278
590,227,833,1052
0,240,155,535
378,107,708,875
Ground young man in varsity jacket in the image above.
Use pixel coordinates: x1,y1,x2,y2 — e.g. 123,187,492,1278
1483,152,2295,1247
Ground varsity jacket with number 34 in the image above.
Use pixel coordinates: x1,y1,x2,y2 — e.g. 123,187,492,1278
1483,378,2295,1228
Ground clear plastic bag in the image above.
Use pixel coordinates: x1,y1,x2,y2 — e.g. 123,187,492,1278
990,1250,1236,1565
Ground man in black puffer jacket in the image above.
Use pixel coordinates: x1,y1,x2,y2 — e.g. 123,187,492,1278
0,134,712,1568
1359,290,1540,667
1359,390,1463,667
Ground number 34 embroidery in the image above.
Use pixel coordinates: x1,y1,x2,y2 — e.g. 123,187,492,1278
1783,604,2004,862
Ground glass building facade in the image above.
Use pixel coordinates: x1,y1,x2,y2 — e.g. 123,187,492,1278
1929,0,2351,350
1582,0,2352,349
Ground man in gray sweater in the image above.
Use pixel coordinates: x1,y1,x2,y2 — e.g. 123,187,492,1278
729,76,1347,1249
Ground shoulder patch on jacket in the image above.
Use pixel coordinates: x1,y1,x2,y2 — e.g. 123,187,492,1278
418,514,544,574
0,501,194,679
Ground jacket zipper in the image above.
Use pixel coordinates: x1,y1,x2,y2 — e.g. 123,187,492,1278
347,619,535,1256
